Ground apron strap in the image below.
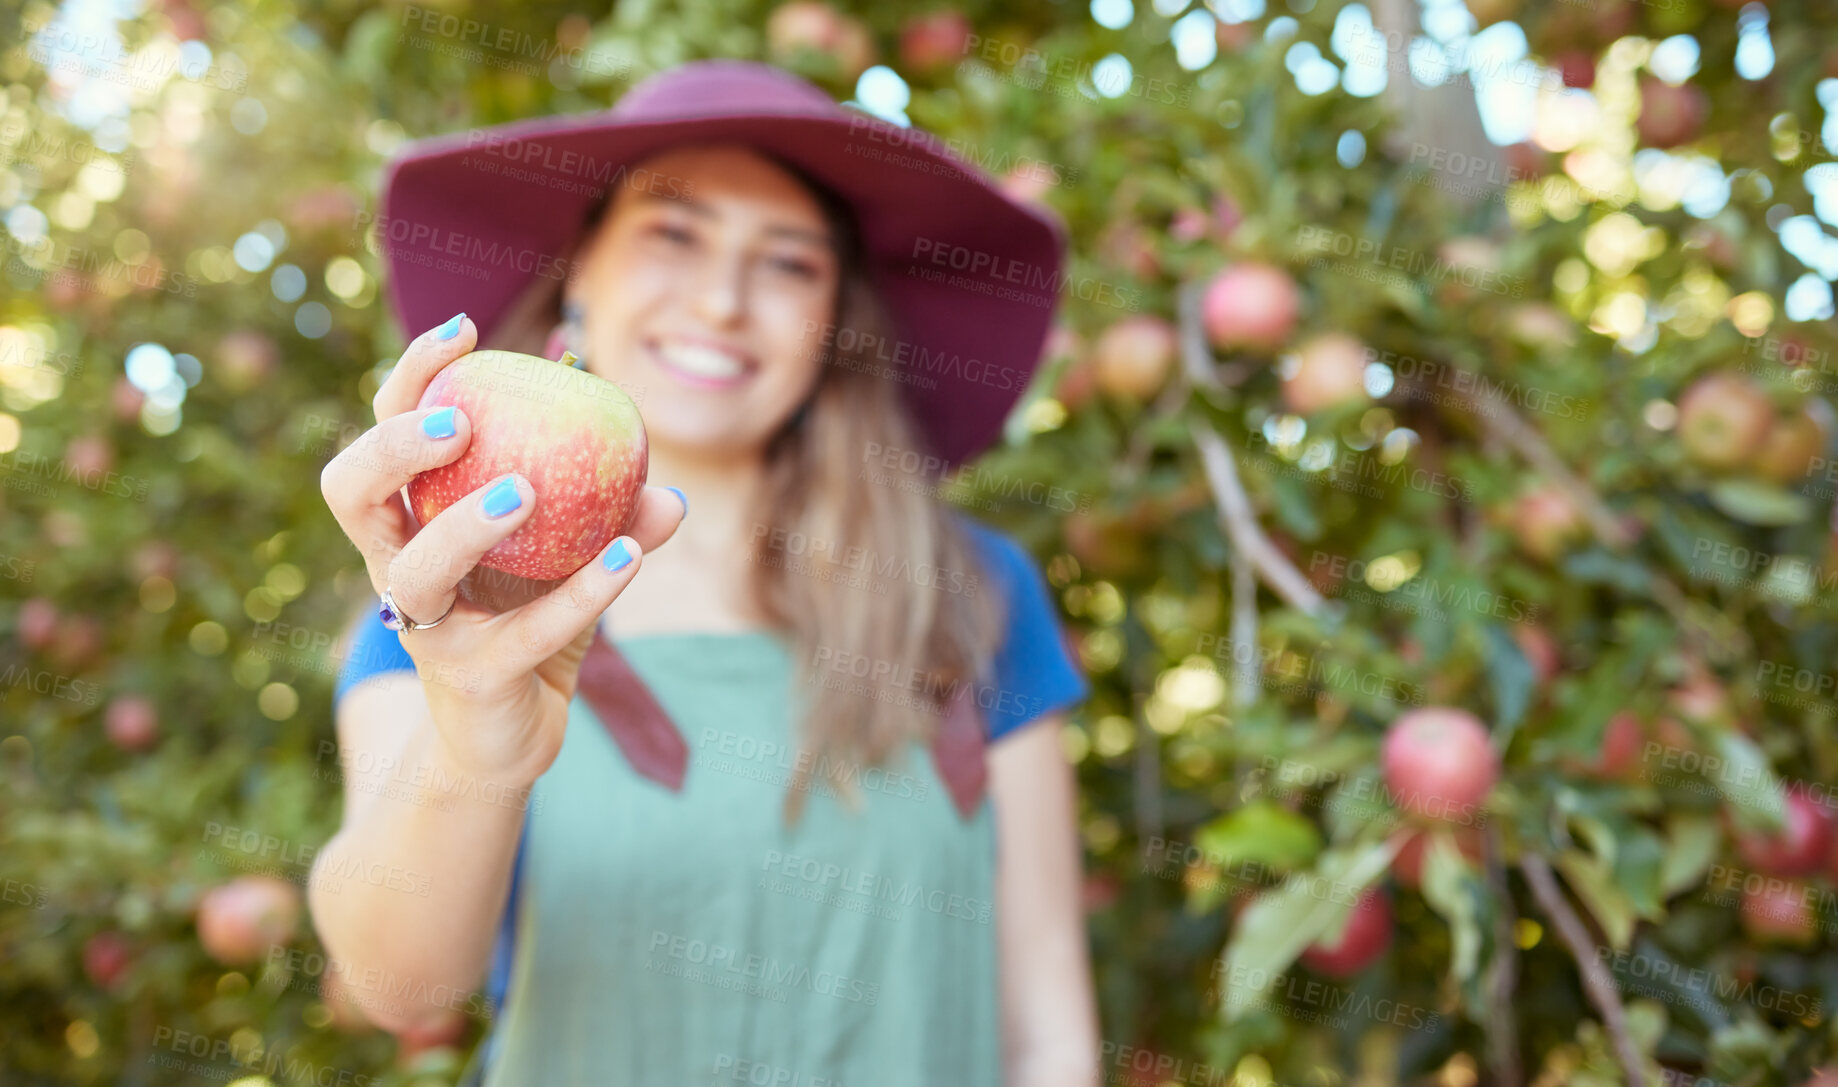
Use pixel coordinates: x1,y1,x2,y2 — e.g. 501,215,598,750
575,627,988,817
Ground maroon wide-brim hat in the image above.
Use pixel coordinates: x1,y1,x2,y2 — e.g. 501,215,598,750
374,59,1067,467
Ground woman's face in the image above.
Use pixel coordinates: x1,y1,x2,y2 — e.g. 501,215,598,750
566,144,841,459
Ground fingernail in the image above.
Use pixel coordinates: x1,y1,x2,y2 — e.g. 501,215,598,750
602,538,634,573
482,477,522,519
664,486,687,516
433,313,466,341
421,406,458,439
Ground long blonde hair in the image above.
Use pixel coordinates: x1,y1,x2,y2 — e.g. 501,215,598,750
486,152,1008,817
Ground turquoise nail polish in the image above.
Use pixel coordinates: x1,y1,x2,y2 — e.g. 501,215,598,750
421,406,458,439
664,486,687,515
602,539,634,573
482,477,522,519
433,312,466,340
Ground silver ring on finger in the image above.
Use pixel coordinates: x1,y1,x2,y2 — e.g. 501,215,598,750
379,587,456,633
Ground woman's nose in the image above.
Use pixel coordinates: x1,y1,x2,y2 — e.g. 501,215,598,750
692,254,748,327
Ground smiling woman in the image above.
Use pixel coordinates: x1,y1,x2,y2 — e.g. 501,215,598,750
310,60,1099,1087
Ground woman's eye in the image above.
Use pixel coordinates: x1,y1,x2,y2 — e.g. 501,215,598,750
650,222,696,246
770,256,821,280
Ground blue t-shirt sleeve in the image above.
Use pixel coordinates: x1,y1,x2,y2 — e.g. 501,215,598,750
333,600,418,704
963,518,1091,742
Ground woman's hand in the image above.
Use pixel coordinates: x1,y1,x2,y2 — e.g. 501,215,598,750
320,315,685,788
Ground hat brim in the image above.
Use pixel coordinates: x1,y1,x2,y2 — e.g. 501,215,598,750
375,106,1068,467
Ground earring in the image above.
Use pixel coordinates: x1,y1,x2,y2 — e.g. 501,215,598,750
560,299,588,369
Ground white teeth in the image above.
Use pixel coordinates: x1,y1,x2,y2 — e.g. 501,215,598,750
656,341,746,379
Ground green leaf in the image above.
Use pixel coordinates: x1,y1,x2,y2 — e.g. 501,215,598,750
1709,732,1785,826
1661,813,1722,899
1705,479,1812,526
1560,548,1653,594
1553,850,1638,950
1419,830,1484,983
1194,800,1323,873
1216,839,1398,1021
1481,622,1536,739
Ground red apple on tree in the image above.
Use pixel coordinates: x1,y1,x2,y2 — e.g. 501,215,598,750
105,695,159,751
1392,827,1484,889
1755,405,1828,483
1740,881,1817,946
1300,889,1392,976
196,876,301,966
1676,372,1772,469
1092,317,1177,402
1732,792,1834,877
1512,624,1561,684
1281,333,1370,415
19,597,59,651
1591,712,1647,779
1637,78,1709,149
767,1,875,80
83,932,134,989
1556,51,1596,88
408,351,648,583
1382,707,1499,822
1510,483,1585,562
899,11,971,72
1202,263,1301,352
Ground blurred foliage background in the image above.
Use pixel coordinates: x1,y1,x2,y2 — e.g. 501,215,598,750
5,0,1838,1083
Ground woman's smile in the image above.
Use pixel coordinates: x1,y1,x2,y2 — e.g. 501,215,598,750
643,333,759,390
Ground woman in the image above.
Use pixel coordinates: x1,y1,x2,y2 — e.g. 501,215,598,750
312,60,1098,1086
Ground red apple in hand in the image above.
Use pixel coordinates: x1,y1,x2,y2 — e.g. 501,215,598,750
1677,372,1772,469
197,876,301,965
1202,263,1300,352
1383,707,1498,822
1300,890,1392,976
1282,333,1370,414
408,351,648,582
1733,792,1833,877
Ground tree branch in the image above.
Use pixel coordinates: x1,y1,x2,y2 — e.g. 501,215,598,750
1484,826,1521,1087
1447,389,1635,550
1176,283,1327,619
1519,854,1647,1085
